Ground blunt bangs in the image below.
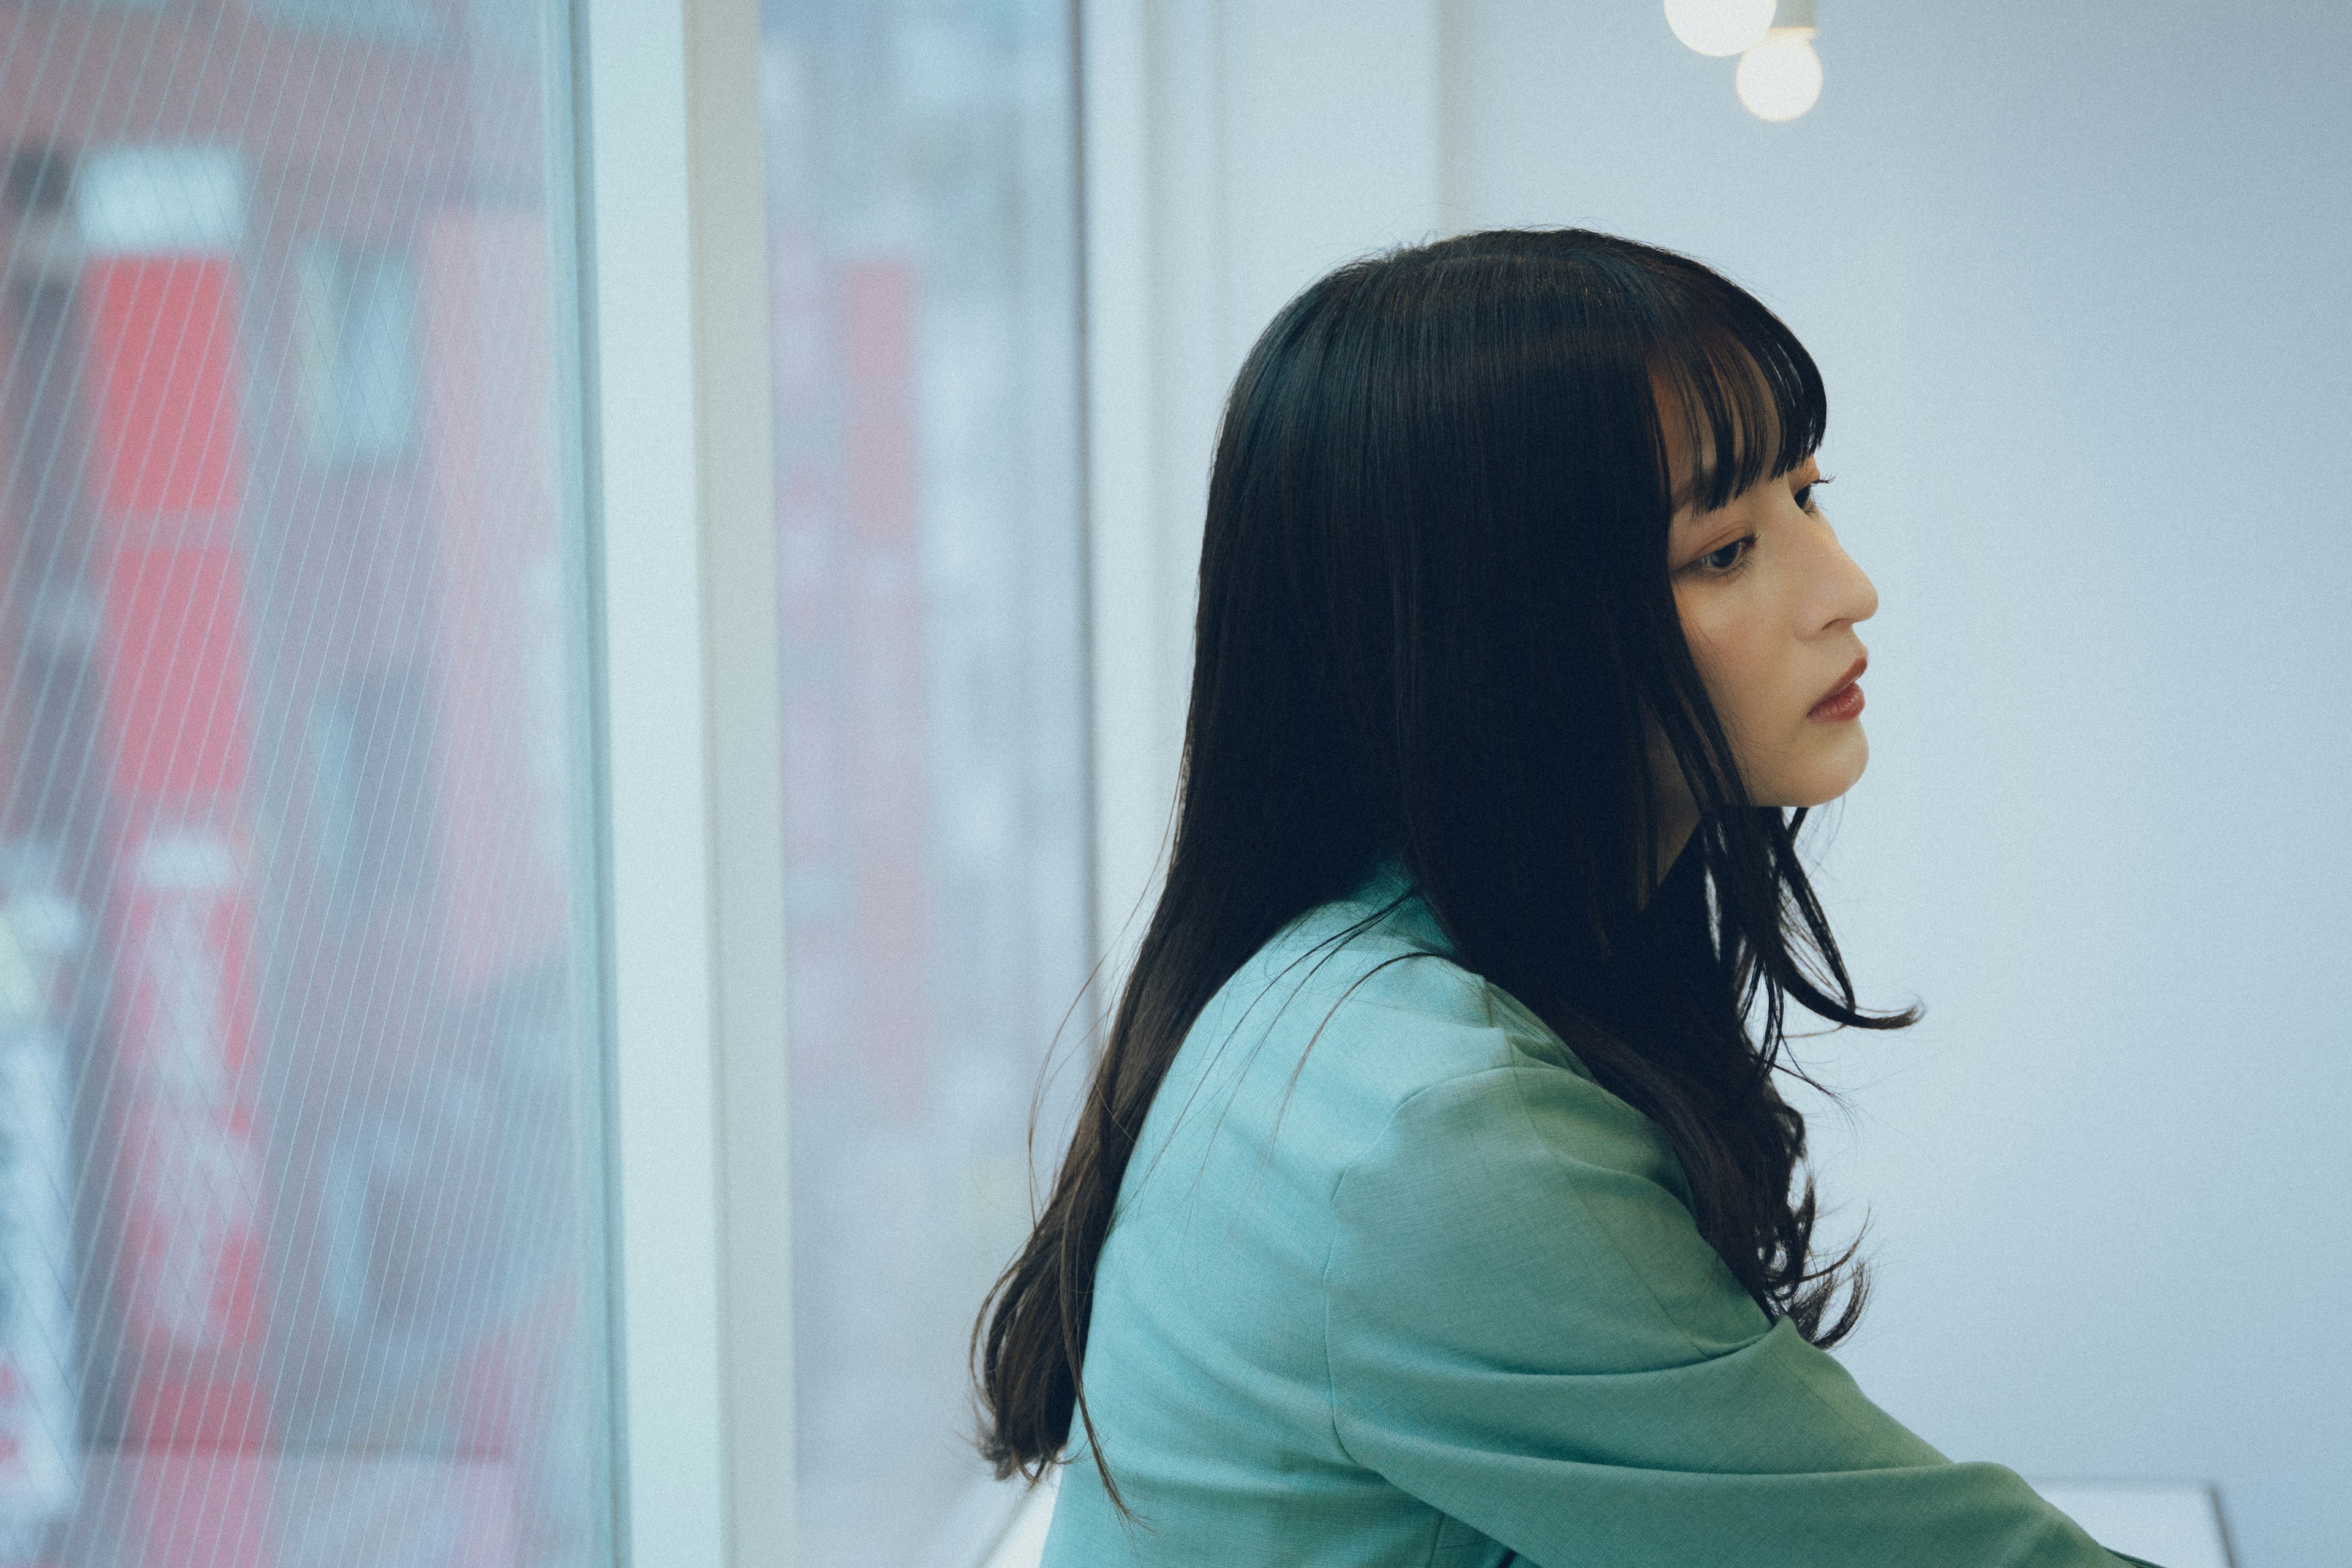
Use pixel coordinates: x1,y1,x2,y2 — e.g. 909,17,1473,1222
1642,274,1829,517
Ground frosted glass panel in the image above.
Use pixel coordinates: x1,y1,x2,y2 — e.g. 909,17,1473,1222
0,4,614,1566
760,0,1090,1561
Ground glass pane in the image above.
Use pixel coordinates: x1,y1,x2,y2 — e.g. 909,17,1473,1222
0,5,614,1566
760,0,1090,1561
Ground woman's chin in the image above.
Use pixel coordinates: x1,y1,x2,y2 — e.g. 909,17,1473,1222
1812,730,1870,804
1770,727,1869,809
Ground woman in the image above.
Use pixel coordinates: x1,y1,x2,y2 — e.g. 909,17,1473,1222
975,228,2160,1567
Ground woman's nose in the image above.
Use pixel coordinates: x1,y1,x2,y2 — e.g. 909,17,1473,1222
1811,518,1877,629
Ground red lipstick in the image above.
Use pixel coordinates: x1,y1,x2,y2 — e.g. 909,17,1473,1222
1807,655,1867,723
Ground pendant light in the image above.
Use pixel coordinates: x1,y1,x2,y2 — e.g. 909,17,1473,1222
1735,0,1823,122
1662,0,1777,57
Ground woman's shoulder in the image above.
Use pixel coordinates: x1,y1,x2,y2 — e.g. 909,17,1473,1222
1148,870,1605,1188
1232,866,1593,1084
1113,868,1736,1369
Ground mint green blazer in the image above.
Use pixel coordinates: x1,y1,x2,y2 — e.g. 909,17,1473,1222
1040,858,2155,1567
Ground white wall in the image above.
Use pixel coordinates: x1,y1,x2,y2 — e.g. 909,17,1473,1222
1089,2,2350,1564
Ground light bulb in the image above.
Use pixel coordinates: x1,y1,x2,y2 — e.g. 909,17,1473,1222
1735,28,1823,121
1662,0,1776,57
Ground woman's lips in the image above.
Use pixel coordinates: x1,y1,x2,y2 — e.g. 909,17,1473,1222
1807,655,1868,722
1807,682,1864,722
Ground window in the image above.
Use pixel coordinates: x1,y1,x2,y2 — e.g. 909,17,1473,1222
760,0,1091,1559
0,4,612,1564
292,244,421,467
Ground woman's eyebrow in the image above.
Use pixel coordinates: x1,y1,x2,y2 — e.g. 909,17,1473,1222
1670,460,1724,514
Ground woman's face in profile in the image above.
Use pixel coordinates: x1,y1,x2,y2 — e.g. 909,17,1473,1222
1661,426,1879,813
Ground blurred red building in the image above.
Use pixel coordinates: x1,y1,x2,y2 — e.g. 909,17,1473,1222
0,4,589,1563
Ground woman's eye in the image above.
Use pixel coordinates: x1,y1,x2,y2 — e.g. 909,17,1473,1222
1697,536,1752,574
1794,472,1833,514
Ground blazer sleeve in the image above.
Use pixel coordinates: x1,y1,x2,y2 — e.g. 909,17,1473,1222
1321,1053,2154,1568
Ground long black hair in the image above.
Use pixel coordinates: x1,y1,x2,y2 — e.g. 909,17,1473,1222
975,227,1920,1501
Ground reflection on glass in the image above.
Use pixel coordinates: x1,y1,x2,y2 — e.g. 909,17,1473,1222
760,0,1090,1561
0,4,611,1566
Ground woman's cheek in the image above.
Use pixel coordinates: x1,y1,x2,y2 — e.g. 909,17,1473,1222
1687,613,1751,723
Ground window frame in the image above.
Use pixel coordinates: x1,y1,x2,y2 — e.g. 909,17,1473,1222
572,0,794,1562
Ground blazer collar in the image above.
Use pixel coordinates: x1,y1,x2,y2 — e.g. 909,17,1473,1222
1341,851,1460,960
